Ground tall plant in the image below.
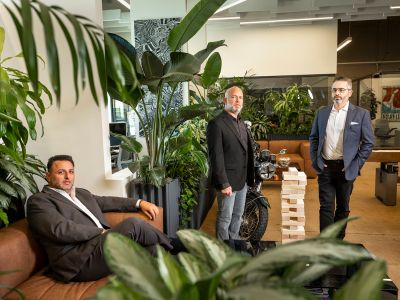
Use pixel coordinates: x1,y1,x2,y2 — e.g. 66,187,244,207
0,26,48,226
265,83,314,134
108,0,226,187
97,219,386,299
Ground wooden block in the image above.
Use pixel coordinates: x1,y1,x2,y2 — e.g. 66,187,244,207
281,193,304,200
282,180,299,186
281,188,305,195
281,226,305,235
288,167,298,175
282,220,305,227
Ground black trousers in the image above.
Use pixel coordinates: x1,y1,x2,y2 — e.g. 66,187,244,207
318,160,355,239
72,218,172,282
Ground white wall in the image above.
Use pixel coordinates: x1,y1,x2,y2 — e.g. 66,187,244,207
188,21,338,77
132,0,186,20
0,0,132,196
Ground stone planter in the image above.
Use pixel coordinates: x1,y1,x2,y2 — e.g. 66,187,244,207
128,178,180,237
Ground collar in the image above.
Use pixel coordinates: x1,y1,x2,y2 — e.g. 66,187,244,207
223,109,241,121
48,185,76,198
332,101,349,112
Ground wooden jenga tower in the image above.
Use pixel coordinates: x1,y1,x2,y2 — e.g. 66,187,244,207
281,167,307,244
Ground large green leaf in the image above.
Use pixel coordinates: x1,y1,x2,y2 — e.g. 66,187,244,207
194,40,226,64
141,51,164,80
333,260,386,300
226,285,316,300
167,0,227,52
37,3,60,100
319,217,358,239
177,229,238,270
157,246,190,294
237,239,374,279
163,52,201,83
0,27,4,58
201,52,221,88
104,233,172,299
178,252,212,283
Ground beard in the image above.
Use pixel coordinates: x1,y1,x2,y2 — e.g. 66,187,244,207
225,103,242,114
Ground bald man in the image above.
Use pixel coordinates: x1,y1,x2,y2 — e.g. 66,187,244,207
206,86,254,241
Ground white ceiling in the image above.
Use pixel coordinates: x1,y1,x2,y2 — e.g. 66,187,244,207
216,0,400,23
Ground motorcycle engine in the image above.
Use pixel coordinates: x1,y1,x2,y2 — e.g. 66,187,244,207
259,161,276,180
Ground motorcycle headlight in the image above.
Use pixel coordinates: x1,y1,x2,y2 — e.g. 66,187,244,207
259,162,276,180
259,149,271,162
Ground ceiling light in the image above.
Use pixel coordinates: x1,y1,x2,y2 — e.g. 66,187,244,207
337,36,352,51
117,0,130,10
240,16,333,25
390,6,400,9
215,0,247,14
209,16,240,21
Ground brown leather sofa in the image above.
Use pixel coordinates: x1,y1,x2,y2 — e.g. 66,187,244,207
0,210,163,299
257,140,317,178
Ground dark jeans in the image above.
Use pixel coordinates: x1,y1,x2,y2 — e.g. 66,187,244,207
318,160,355,239
72,218,172,282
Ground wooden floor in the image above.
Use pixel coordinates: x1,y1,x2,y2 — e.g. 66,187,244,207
200,162,400,294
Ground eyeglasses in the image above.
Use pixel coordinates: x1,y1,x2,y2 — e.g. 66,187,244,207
331,88,351,93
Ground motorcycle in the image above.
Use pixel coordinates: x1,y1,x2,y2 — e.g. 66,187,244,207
239,121,287,241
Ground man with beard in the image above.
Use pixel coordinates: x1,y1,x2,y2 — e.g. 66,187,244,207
310,76,374,239
206,86,254,241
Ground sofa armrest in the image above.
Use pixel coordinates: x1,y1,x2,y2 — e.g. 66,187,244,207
299,141,311,160
104,207,164,232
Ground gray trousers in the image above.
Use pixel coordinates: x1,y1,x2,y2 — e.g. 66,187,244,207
216,184,247,240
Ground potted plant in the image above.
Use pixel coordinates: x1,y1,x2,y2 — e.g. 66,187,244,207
96,219,386,299
107,0,226,236
0,26,48,227
264,83,314,139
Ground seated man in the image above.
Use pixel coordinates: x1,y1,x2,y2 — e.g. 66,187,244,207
26,155,173,282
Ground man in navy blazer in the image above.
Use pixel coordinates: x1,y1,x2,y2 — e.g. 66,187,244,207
27,155,173,282
207,86,254,241
310,76,374,239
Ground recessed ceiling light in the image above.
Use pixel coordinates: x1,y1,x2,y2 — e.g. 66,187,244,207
215,0,247,14
240,16,333,25
209,16,240,21
117,0,130,10
390,6,400,9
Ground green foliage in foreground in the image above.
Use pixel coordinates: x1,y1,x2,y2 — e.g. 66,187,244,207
96,219,386,300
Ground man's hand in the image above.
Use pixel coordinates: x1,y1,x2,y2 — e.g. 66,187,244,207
221,186,233,196
139,200,159,220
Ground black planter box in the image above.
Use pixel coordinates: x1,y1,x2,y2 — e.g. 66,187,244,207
128,178,180,238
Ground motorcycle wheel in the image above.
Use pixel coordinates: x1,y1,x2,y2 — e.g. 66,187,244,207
239,191,269,241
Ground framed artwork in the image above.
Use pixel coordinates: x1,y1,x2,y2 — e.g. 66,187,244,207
381,86,400,121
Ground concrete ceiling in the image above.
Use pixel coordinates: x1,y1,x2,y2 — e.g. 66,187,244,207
216,0,400,23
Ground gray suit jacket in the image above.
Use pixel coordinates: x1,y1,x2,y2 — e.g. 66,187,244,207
26,186,138,282
309,103,374,180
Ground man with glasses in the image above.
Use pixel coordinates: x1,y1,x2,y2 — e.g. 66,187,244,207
310,76,374,239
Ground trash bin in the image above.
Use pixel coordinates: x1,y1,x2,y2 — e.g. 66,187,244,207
375,162,398,206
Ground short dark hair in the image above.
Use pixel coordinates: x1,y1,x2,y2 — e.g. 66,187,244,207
47,155,74,171
333,76,352,89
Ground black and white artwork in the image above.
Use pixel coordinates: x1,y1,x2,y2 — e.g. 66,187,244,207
134,18,183,135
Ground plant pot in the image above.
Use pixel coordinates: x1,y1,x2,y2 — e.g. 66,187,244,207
189,175,216,229
128,178,180,238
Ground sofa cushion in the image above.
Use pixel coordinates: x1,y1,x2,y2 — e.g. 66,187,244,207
269,140,306,154
5,270,109,300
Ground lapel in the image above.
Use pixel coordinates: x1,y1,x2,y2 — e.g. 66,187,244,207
320,105,332,140
220,111,247,150
343,102,356,144
43,186,92,216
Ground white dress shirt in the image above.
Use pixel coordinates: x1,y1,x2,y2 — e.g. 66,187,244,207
49,186,104,229
322,101,349,160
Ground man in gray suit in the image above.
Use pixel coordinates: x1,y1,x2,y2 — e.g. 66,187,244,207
310,76,374,239
27,155,172,282
207,86,254,241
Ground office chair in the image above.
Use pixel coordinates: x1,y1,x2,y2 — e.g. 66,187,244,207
374,119,396,146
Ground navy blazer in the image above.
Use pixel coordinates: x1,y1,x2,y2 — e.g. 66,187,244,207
207,111,254,191
26,186,138,282
309,103,374,181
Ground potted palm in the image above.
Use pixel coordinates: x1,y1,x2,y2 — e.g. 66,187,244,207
107,0,226,236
